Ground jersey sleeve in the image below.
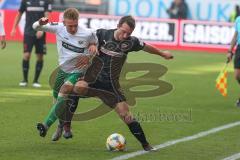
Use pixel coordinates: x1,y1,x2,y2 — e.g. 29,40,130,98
33,21,60,33
0,20,5,36
19,0,26,13
96,29,105,46
131,36,145,51
88,31,98,44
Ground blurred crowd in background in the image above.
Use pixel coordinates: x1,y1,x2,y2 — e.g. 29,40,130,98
50,0,108,14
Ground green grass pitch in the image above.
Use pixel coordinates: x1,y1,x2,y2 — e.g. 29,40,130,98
0,42,240,160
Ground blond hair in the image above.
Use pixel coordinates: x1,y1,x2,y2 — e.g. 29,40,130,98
63,8,79,20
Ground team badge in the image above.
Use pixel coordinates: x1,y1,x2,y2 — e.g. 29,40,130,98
119,40,133,52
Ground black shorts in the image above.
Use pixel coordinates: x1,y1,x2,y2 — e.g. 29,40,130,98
83,56,126,107
23,34,46,54
234,45,240,69
88,79,126,107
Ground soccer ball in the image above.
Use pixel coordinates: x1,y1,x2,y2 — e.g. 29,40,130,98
106,133,126,151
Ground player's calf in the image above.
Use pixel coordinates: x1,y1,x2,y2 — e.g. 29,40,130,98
51,125,63,141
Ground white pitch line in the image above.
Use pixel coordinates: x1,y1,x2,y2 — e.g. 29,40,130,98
111,121,240,160
222,153,240,160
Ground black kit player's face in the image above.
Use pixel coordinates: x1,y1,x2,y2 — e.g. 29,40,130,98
64,19,79,35
115,23,134,41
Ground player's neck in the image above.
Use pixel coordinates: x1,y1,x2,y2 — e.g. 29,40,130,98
113,30,120,41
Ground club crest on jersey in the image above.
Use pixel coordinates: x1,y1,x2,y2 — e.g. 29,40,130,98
119,40,133,52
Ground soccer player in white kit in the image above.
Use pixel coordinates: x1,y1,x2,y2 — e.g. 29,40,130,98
0,17,6,49
33,8,98,137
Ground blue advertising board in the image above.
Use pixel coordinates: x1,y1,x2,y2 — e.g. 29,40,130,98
0,0,21,9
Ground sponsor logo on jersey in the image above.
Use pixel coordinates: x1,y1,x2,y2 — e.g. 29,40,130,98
62,41,85,53
63,37,69,40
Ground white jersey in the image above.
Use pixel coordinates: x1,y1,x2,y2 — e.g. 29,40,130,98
33,21,97,73
0,20,5,36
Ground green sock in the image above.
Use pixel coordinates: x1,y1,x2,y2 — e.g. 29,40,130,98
43,96,66,127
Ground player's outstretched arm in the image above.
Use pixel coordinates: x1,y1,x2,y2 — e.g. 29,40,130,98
143,43,174,60
32,17,58,33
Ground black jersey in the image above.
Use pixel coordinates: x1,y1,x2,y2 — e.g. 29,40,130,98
95,29,145,83
19,0,52,36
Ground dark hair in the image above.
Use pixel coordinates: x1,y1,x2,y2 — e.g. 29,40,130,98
118,15,136,29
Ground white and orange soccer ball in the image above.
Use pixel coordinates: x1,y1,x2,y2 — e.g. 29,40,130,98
106,133,126,151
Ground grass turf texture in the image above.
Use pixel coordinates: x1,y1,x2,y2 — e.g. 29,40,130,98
0,42,240,160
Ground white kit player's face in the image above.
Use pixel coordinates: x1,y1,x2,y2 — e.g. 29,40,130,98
63,19,79,35
116,23,134,41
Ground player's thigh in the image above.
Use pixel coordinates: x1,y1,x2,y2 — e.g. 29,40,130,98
23,35,34,55
35,34,46,55
53,69,68,99
66,72,83,86
59,72,83,95
109,78,126,103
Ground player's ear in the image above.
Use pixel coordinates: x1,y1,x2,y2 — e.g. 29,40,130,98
63,20,66,26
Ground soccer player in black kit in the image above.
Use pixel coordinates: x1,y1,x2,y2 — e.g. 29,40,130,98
11,0,52,88
51,15,173,151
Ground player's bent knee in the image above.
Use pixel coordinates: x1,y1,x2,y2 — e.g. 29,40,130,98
122,114,134,124
23,53,31,60
74,80,88,95
118,111,134,124
36,55,44,61
60,82,74,95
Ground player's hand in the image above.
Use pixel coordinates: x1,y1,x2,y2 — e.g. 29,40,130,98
36,31,44,39
10,28,16,37
88,44,98,55
227,51,233,63
162,50,174,60
1,40,6,49
38,17,49,26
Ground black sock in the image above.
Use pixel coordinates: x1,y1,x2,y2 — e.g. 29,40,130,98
127,120,148,146
67,92,80,113
34,60,43,83
59,93,80,123
22,59,29,82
